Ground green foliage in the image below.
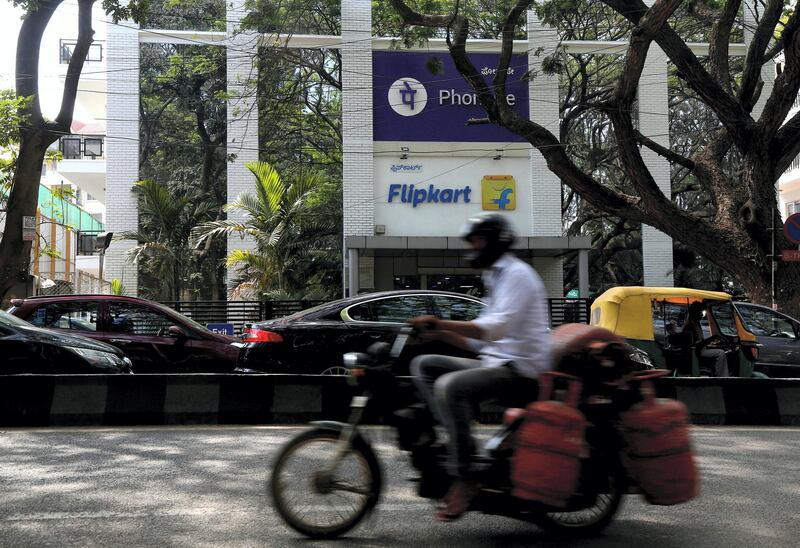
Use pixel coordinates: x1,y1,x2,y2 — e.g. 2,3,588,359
138,40,228,299
0,89,28,193
143,0,225,31
110,279,126,296
372,0,526,42
194,161,338,299
120,179,218,300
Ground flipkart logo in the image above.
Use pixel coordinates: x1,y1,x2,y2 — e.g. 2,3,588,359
481,175,516,211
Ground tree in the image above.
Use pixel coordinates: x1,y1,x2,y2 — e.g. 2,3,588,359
139,37,228,300
0,0,149,306
194,161,337,298
391,0,800,307
119,179,216,301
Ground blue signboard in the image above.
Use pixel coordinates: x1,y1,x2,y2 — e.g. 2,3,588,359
373,51,529,142
207,323,234,336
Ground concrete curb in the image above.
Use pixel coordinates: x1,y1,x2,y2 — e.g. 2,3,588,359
1,375,798,427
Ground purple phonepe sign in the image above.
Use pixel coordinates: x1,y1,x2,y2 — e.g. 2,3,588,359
373,51,530,143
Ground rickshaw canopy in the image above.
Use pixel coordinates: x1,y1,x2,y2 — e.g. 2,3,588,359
590,286,732,341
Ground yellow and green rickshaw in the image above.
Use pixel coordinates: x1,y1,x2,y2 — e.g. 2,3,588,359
590,287,764,377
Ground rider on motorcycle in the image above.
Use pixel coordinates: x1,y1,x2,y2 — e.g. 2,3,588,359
409,213,552,521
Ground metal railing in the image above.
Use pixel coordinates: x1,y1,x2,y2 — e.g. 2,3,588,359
549,298,591,327
160,300,325,335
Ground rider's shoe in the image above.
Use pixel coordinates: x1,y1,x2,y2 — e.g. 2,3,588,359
435,479,479,522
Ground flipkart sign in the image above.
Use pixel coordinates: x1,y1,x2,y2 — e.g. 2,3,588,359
386,175,516,211
481,175,516,211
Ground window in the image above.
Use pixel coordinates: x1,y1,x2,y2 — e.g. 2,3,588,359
788,201,800,216
107,302,174,336
432,296,484,321
736,304,797,338
83,138,103,158
59,40,102,64
60,138,81,160
346,296,429,323
28,301,98,331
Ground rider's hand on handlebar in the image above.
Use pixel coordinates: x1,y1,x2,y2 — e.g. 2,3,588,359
408,315,440,340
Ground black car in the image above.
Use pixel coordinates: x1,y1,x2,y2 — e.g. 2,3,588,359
733,302,800,377
0,310,133,374
238,290,486,374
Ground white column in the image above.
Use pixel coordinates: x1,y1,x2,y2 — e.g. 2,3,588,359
639,19,673,287
105,16,139,294
528,10,564,296
342,0,374,293
743,0,777,119
528,10,562,237
226,0,260,294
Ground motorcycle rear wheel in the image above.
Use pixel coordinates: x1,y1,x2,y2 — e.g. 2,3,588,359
270,428,382,539
535,465,624,536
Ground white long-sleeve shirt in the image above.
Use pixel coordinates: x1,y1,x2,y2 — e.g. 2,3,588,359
469,254,553,378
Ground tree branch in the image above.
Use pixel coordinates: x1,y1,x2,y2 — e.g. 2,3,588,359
738,0,783,113
16,0,62,125
603,0,755,147
708,0,742,93
53,0,95,133
635,130,695,170
761,1,800,138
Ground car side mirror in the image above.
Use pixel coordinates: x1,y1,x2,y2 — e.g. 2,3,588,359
168,325,186,340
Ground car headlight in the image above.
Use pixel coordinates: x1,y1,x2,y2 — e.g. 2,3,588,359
66,347,126,370
625,345,655,369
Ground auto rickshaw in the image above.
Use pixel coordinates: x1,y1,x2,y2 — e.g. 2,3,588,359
590,287,764,377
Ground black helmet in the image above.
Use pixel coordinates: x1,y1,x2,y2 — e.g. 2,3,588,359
460,213,515,269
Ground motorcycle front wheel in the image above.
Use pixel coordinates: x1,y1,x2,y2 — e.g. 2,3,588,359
270,428,382,539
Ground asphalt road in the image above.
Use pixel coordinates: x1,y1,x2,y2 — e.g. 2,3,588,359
1,426,798,547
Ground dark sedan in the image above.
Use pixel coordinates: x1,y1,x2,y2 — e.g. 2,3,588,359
238,290,486,374
733,302,800,377
0,310,132,374
9,295,241,373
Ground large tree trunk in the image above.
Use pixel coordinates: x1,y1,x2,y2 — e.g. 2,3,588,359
0,0,96,306
0,137,47,300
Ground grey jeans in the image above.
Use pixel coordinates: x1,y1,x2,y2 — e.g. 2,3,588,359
410,354,537,478
700,347,729,377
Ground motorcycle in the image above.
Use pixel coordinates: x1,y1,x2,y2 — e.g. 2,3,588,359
269,323,658,539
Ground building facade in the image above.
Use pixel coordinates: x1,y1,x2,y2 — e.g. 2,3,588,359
105,1,782,299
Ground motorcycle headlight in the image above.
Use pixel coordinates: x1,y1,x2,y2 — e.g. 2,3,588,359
66,347,126,370
625,345,655,369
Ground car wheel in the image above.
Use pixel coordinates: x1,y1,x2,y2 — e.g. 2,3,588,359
320,366,350,376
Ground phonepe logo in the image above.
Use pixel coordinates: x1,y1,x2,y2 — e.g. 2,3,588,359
481,175,516,211
388,78,428,116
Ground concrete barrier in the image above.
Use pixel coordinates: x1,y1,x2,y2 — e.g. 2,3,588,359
1,375,798,427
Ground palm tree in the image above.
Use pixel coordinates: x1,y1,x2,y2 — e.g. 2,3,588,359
119,179,216,300
194,161,336,298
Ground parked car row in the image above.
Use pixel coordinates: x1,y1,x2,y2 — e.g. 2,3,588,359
4,289,800,377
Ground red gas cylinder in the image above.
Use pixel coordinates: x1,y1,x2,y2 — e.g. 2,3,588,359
512,372,587,507
621,370,699,505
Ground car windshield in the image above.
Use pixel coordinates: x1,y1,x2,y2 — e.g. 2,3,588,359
0,309,34,328
150,303,213,333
